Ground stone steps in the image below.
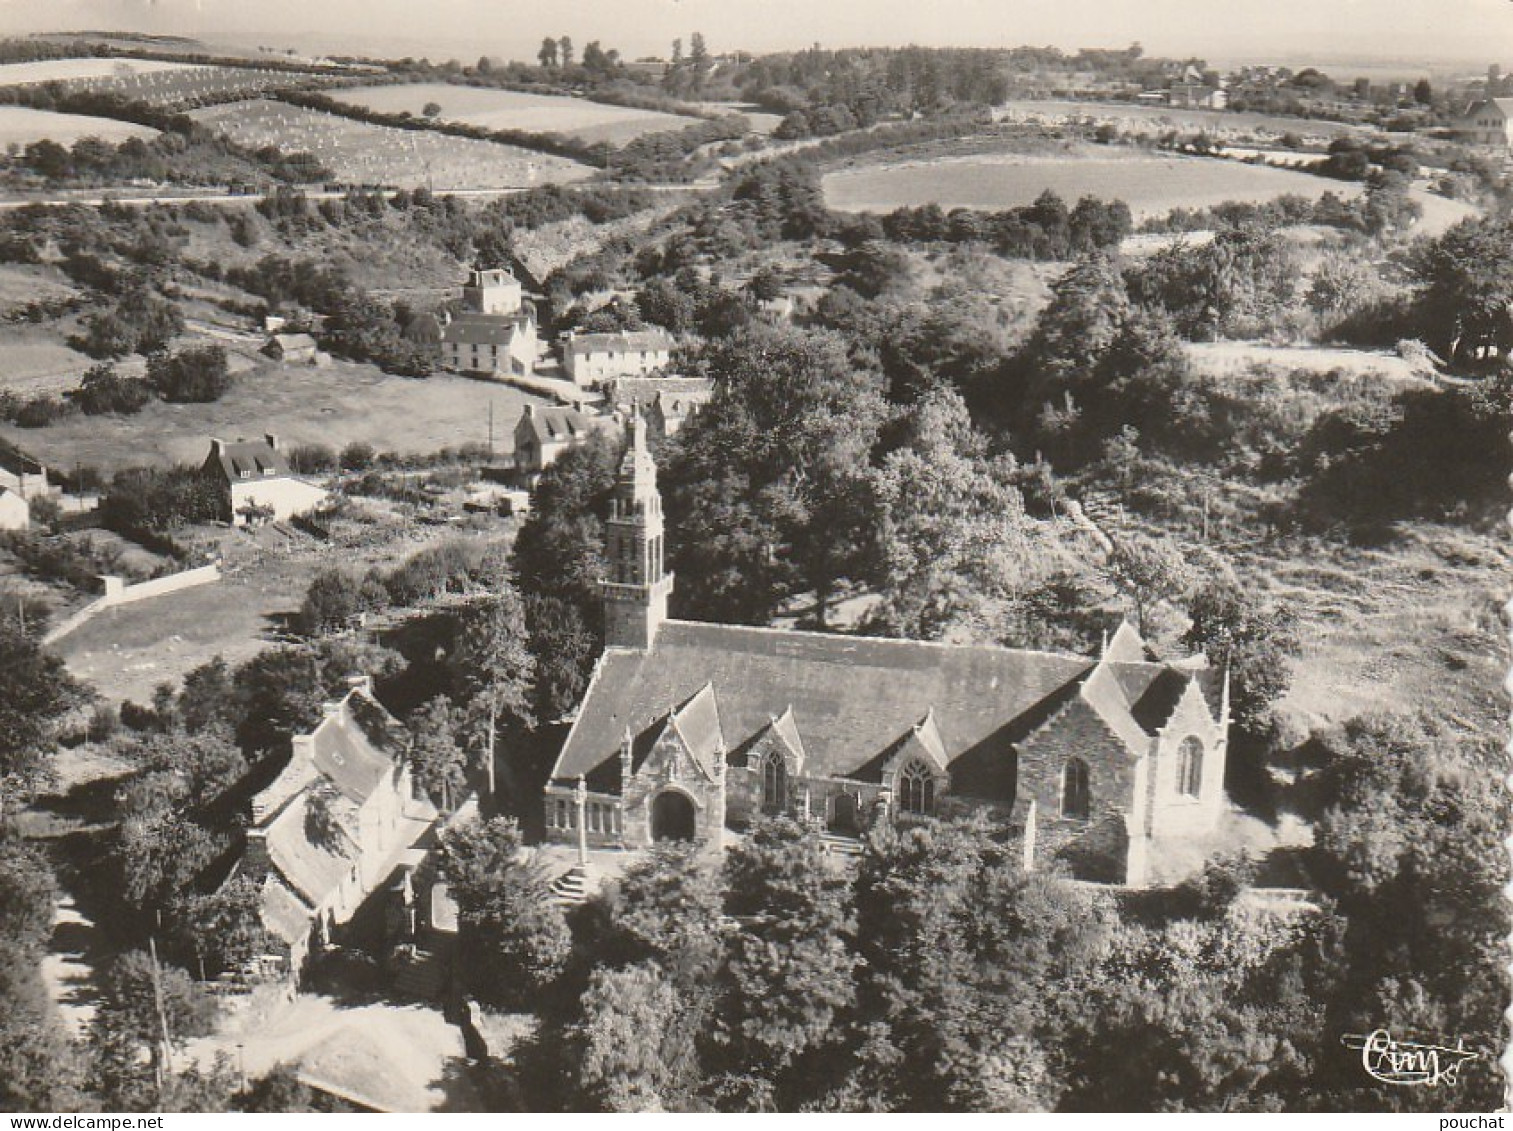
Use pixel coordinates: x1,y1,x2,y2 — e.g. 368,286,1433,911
549,865,591,905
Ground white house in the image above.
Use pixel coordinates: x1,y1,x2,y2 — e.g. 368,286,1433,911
0,486,28,531
562,329,675,387
202,434,329,526
440,267,537,377
1454,98,1513,146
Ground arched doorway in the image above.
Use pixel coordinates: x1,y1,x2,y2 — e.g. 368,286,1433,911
650,790,696,841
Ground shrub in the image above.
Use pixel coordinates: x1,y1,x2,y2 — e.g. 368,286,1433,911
148,345,233,404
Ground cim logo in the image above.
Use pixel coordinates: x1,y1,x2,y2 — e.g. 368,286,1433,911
1341,1029,1478,1088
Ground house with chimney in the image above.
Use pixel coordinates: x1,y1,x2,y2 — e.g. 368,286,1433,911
201,433,329,526
513,403,615,486
562,328,675,387
542,415,1232,887
234,677,438,979
439,267,538,378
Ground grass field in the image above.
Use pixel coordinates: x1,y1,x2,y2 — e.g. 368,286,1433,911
995,99,1370,142
823,148,1368,219
328,83,692,145
0,58,207,85
0,357,549,474
188,99,591,189
0,106,156,146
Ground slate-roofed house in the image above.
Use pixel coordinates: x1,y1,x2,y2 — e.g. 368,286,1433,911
201,433,329,526
562,328,675,387
439,266,537,377
602,376,715,440
0,439,50,499
1454,97,1513,146
543,414,1231,886
513,403,614,484
235,677,437,979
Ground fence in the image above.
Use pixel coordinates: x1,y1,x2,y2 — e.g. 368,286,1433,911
43,563,221,645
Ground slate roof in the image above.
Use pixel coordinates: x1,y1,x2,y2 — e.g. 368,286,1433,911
264,788,360,908
267,332,317,354
516,405,600,445
205,438,290,481
442,311,532,347
566,330,675,356
1462,97,1513,120
555,620,1223,798
554,620,1096,788
260,874,315,947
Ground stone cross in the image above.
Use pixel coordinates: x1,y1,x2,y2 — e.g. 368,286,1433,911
575,776,589,868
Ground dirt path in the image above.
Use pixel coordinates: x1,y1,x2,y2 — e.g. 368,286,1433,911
41,893,102,1039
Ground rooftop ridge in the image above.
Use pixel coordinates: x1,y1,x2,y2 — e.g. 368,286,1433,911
658,618,1116,667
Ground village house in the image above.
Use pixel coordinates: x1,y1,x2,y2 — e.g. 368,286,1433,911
262,332,322,365
201,433,329,526
0,440,51,499
513,403,614,486
542,415,1231,887
440,267,538,377
602,375,715,441
233,677,438,980
1453,97,1513,146
562,328,675,387
0,486,28,531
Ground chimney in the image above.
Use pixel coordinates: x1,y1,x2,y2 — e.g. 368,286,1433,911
264,433,280,452
243,827,273,878
522,404,534,418
210,437,225,459
345,673,373,697
321,701,343,722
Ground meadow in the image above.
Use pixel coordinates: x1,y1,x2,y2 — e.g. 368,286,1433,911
994,98,1370,142
327,83,695,146
0,105,156,146
823,150,1367,219
188,99,591,189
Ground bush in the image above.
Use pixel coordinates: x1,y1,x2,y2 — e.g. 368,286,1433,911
13,394,77,428
339,441,376,471
148,345,232,403
71,363,154,416
287,444,337,475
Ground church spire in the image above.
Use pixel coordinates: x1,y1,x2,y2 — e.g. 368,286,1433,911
601,410,674,650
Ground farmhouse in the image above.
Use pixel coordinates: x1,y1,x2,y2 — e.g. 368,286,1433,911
0,486,28,531
201,433,329,526
543,415,1231,887
1453,98,1513,146
262,332,322,365
234,677,438,979
562,328,675,387
514,404,613,484
440,267,537,377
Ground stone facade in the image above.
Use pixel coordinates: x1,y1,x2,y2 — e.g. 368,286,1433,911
542,421,1231,885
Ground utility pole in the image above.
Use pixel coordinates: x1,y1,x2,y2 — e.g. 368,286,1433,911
147,936,173,1096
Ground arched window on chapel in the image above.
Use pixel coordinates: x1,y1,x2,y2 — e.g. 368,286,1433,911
761,750,788,814
1061,758,1090,820
899,760,934,816
1177,737,1203,798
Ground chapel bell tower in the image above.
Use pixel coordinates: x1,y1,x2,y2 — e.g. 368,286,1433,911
601,412,674,650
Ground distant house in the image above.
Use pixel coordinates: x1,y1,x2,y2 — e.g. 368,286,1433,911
1454,98,1513,146
262,332,321,365
439,266,537,377
514,404,613,484
201,433,329,526
233,677,438,980
0,486,28,531
562,329,675,387
1170,83,1227,110
602,376,715,441
0,440,50,499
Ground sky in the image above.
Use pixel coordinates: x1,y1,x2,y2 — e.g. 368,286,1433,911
0,0,1509,72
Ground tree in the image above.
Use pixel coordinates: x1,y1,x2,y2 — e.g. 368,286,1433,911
1182,579,1298,733
538,38,558,68
558,36,575,69
1413,78,1432,105
407,696,467,811
440,817,569,1008
169,876,270,980
1410,215,1513,363
451,588,535,799
422,101,442,118
712,817,856,1108
661,323,888,625
0,618,86,823
148,345,233,404
866,389,1027,640
1105,534,1193,638
91,949,218,1100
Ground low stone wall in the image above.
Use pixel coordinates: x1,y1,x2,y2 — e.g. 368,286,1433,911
43,563,221,645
